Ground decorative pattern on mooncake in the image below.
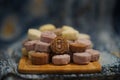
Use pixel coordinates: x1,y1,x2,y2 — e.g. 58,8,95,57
50,36,69,54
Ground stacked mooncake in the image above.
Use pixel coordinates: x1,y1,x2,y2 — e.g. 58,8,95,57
22,24,100,65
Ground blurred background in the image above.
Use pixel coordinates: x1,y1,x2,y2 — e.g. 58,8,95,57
0,0,120,56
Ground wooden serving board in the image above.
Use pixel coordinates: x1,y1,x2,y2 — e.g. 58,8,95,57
18,56,102,74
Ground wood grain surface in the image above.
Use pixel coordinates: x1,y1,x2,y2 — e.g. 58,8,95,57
18,56,102,74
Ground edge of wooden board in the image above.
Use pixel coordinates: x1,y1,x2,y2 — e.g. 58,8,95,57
18,56,102,74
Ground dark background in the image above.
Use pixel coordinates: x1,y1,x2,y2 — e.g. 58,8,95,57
0,0,120,49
